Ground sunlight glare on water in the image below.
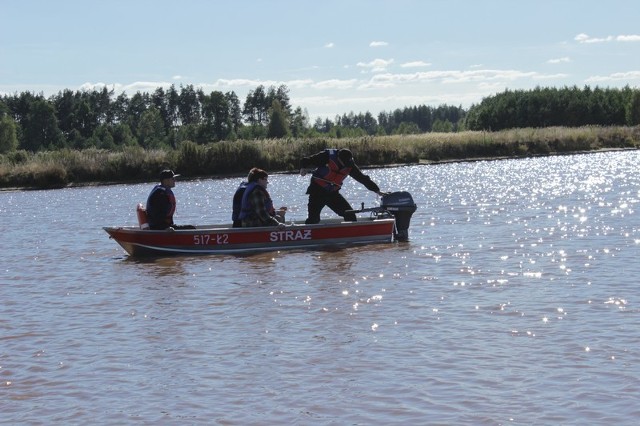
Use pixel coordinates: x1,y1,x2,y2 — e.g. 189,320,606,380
1,150,639,424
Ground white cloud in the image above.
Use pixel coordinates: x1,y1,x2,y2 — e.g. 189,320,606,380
400,61,431,68
533,73,569,80
356,69,567,90
58,66,580,121
311,79,358,90
617,35,640,42
283,79,315,89
356,58,394,73
575,33,613,43
585,71,640,83
574,33,640,43
214,78,270,88
547,57,570,64
369,41,388,47
172,75,183,80
80,81,174,93
324,42,335,48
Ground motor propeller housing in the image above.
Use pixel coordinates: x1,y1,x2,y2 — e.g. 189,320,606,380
380,191,417,241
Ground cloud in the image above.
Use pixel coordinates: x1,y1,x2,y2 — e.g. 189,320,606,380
80,81,175,94
369,41,388,47
575,33,614,43
617,35,640,42
356,58,394,73
585,71,640,83
172,75,183,80
547,57,570,64
214,78,271,88
75,68,571,100
575,33,640,43
400,61,431,68
324,42,334,48
311,79,358,90
356,69,567,90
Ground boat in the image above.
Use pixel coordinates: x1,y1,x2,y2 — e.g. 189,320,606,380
104,191,417,257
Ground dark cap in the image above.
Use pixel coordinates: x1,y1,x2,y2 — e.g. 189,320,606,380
160,169,180,180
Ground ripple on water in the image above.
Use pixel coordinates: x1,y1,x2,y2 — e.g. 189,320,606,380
1,151,640,423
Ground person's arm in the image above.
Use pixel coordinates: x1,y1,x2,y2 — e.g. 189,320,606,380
300,150,330,171
348,163,382,194
251,191,281,225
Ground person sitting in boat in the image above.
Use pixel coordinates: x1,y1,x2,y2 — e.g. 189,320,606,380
238,167,287,228
146,169,195,230
231,180,249,228
299,148,387,224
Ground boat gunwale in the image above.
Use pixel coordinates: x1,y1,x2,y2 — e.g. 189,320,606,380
104,218,397,257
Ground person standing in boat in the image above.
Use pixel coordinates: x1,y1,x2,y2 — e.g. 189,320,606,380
238,167,287,228
146,169,195,230
299,148,386,224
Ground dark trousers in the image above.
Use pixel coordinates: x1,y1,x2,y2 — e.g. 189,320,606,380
305,187,356,224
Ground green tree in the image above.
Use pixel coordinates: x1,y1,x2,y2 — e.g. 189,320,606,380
112,123,137,147
152,87,172,131
225,91,242,133
91,124,116,150
267,99,289,138
73,99,95,138
52,89,76,138
626,90,640,125
137,107,166,148
91,86,114,125
393,121,420,135
0,114,19,153
178,84,200,125
112,92,130,124
22,99,65,151
432,119,453,132
290,107,309,137
243,85,267,126
202,91,230,141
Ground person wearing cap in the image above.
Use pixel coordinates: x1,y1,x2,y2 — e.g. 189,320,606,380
299,148,386,224
145,169,195,230
237,167,287,228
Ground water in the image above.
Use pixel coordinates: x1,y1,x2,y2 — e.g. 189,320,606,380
1,150,639,425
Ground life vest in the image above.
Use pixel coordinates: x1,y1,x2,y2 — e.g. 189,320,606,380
136,203,149,229
146,184,176,227
238,182,275,220
312,149,352,192
231,181,248,221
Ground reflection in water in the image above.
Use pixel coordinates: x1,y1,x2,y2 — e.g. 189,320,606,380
124,255,189,277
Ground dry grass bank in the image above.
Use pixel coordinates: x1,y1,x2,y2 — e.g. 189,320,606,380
1,125,638,190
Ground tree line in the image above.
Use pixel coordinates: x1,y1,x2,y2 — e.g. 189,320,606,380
465,85,640,131
0,84,466,153
1,83,639,154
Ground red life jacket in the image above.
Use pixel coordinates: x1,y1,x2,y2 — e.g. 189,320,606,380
312,149,352,192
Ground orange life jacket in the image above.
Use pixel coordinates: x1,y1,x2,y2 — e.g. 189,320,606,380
312,149,352,192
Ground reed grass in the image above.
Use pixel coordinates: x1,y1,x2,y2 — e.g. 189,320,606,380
1,125,638,189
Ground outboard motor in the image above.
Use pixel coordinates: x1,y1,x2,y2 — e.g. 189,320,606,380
381,191,417,241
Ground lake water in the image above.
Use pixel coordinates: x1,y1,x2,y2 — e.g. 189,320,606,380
1,150,639,425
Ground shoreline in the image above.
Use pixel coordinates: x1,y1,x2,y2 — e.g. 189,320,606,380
2,147,637,193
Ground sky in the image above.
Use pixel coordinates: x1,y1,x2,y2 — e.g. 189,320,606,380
2,0,640,121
